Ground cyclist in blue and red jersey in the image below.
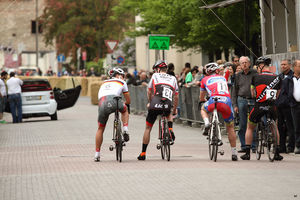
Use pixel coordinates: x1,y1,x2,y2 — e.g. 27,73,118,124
199,63,238,161
240,57,283,161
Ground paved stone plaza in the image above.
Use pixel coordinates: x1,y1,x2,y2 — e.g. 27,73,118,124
1,97,300,200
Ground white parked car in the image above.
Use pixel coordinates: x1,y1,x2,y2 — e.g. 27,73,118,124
7,78,81,120
21,79,58,120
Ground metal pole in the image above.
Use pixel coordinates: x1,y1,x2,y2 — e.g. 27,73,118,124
259,0,267,55
244,0,250,56
36,0,39,68
296,0,300,53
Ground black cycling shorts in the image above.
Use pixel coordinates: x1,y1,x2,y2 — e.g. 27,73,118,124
146,96,171,126
98,95,126,127
248,103,277,124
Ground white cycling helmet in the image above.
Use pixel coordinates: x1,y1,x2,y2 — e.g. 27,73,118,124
108,67,125,77
205,63,220,75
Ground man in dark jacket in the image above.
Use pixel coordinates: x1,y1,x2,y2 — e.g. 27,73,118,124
280,60,300,154
276,59,295,153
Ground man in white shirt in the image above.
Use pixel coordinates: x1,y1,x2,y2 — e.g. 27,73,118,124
0,71,8,123
7,72,23,123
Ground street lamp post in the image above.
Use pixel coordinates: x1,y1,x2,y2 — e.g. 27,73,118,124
36,0,39,68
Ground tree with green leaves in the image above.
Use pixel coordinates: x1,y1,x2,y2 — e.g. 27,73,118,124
114,0,261,59
41,0,133,63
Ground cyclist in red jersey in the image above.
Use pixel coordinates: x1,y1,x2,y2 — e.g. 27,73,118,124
240,57,283,161
200,63,238,161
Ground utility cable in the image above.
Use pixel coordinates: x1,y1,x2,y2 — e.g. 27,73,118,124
0,0,17,15
200,0,258,58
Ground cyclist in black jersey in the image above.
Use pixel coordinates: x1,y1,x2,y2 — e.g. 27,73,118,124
240,56,283,161
137,60,179,160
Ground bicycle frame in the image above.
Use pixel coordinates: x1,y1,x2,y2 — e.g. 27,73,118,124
209,101,222,143
156,99,171,161
109,96,124,162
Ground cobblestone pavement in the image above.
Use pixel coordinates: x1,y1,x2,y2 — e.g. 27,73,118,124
1,97,300,200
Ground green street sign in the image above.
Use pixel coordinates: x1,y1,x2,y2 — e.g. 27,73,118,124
149,36,170,50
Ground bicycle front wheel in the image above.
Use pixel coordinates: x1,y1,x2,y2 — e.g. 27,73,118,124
255,123,263,160
267,120,277,162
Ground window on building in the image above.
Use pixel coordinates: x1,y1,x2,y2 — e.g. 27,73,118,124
31,20,43,34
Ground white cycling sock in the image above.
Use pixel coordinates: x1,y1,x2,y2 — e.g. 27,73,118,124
204,118,210,126
123,126,128,132
231,147,237,155
95,152,100,158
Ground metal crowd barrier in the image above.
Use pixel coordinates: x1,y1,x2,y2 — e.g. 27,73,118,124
128,85,206,124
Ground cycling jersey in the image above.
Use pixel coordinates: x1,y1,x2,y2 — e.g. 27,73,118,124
97,78,128,127
148,73,179,100
201,74,233,123
251,70,281,103
200,74,231,97
98,78,128,99
146,73,178,126
248,70,281,124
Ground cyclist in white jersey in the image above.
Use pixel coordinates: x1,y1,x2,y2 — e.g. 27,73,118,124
94,68,130,162
137,60,179,160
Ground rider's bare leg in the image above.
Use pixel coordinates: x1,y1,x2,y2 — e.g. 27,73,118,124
226,123,236,147
95,126,105,152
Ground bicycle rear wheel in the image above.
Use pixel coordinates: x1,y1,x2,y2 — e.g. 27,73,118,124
163,119,171,161
115,121,123,162
267,120,277,162
212,123,218,162
159,119,165,160
208,126,214,160
255,123,263,160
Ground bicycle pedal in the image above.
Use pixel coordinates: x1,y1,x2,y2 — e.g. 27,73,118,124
219,150,225,155
156,144,161,150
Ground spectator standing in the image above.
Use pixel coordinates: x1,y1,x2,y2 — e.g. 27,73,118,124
232,56,257,152
46,66,53,76
135,72,149,86
185,66,199,87
7,72,23,123
282,60,300,154
0,71,8,123
179,62,191,87
167,63,175,76
37,67,43,76
87,67,99,77
276,59,295,153
224,62,236,96
232,55,240,65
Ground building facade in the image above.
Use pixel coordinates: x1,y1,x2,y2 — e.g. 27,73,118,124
260,0,300,71
0,0,57,74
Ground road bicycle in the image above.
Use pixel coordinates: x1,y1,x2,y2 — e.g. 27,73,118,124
109,96,125,162
255,109,278,162
207,97,224,162
156,98,172,161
